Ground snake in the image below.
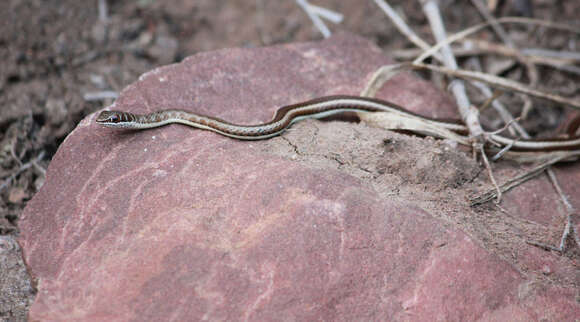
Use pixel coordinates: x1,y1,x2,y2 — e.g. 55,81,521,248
96,95,580,153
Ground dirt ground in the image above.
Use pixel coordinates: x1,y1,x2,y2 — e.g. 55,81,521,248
1,0,578,320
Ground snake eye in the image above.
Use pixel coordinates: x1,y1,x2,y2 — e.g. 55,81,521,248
110,114,120,123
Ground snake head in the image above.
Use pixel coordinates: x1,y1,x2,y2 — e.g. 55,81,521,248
96,111,135,128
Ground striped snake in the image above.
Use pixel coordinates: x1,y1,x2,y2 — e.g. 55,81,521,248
96,95,580,153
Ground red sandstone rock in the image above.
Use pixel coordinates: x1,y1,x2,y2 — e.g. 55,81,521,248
19,34,580,321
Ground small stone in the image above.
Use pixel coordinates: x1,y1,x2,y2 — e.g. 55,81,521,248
8,187,28,204
541,265,552,275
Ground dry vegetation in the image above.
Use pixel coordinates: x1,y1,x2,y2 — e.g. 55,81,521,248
1,0,578,320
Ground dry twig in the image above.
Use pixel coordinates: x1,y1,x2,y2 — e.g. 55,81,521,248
373,0,444,62
296,0,343,38
413,62,580,109
470,151,580,206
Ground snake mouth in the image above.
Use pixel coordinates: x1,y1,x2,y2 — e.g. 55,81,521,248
96,111,114,122
96,111,127,125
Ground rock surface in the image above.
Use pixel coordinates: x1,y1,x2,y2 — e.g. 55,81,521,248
19,34,580,321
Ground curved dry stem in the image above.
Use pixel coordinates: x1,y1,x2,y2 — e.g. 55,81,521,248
414,17,580,64
360,63,412,98
413,62,580,110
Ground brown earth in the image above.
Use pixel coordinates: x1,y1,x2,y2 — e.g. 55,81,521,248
1,0,579,320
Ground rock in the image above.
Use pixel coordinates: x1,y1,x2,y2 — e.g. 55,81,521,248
0,236,35,321
19,34,580,320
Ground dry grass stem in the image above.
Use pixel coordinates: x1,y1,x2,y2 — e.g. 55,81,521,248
479,144,502,203
470,0,514,48
373,0,444,62
414,17,580,64
422,0,484,140
413,62,580,110
296,0,343,38
360,63,410,98
392,42,580,76
470,151,580,206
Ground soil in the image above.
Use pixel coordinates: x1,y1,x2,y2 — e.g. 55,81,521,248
1,0,579,320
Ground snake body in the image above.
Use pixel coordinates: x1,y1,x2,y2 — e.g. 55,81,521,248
96,95,580,152
96,95,466,140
